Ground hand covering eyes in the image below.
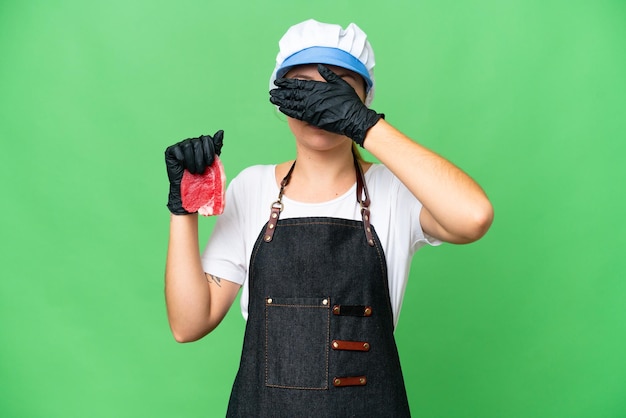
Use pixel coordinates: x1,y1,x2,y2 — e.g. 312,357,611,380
270,64,382,147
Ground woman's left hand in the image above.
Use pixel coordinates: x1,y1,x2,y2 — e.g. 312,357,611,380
270,64,382,147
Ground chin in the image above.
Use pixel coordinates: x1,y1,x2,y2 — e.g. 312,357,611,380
302,133,351,151
288,118,349,149
306,124,341,138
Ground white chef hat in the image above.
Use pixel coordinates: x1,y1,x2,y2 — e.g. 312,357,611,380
269,19,376,106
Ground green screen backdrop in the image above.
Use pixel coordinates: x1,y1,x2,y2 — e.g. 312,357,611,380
1,0,625,417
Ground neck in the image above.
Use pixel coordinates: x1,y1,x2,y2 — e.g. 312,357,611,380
278,142,358,203
293,142,355,182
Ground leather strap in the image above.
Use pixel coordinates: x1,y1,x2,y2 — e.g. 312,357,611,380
333,376,367,387
264,151,374,246
354,154,374,247
332,305,373,317
263,203,282,242
263,161,296,243
331,339,371,352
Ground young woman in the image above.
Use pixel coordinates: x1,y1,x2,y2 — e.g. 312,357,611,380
164,19,493,417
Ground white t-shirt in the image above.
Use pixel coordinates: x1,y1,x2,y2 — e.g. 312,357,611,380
201,163,440,327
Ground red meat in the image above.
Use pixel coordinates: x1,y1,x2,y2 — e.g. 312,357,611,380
181,155,226,216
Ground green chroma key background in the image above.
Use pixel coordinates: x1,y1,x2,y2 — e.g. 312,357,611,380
1,1,625,417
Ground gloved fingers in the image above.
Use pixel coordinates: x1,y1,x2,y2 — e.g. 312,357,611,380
270,92,306,115
317,64,342,84
180,139,198,174
273,77,319,91
164,143,186,185
199,135,215,170
273,77,293,88
165,142,185,163
269,88,284,103
269,90,293,108
317,64,362,99
270,86,310,105
212,130,224,156
165,130,224,187
269,94,281,107
270,88,306,116
278,105,303,120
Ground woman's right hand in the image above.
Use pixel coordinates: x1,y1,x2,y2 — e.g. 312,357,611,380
164,130,224,215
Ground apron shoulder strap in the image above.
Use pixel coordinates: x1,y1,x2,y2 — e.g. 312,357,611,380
263,154,374,247
354,155,375,247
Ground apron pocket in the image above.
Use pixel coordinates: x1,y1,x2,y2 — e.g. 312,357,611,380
265,296,330,390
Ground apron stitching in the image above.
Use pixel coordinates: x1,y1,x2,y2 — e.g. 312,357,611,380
371,234,395,326
264,297,331,390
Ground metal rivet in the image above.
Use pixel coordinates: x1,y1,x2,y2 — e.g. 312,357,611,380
264,236,271,242
366,227,371,232
368,239,374,246
364,307,372,316
269,224,274,229
360,378,366,384
364,214,369,221
332,341,339,349
322,299,328,305
267,298,273,304
363,343,370,350
333,305,340,314
271,213,278,218
334,378,341,386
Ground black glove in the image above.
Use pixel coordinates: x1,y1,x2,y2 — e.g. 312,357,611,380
165,130,224,215
269,64,382,147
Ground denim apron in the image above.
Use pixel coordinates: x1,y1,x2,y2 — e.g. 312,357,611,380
226,156,411,417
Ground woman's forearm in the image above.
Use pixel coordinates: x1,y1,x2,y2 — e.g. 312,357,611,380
364,119,494,243
165,214,214,342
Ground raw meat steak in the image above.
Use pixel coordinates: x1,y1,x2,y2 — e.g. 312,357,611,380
181,155,226,216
